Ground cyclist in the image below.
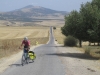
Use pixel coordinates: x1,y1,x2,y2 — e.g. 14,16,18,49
19,37,30,59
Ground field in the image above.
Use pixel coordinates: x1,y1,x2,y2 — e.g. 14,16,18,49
0,19,64,27
0,26,49,58
0,18,100,59
53,27,66,44
53,27,100,58
0,18,65,58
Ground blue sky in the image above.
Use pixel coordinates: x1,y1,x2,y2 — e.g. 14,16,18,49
0,0,92,12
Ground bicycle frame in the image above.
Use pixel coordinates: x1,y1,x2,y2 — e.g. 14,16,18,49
21,48,29,66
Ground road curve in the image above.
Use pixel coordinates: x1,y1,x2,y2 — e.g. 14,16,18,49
0,27,66,75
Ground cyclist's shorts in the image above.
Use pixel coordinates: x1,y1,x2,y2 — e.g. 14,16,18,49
24,48,28,53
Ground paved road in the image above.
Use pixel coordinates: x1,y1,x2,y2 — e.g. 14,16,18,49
0,27,66,75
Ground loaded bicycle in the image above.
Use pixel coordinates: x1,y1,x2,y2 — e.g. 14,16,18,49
21,48,36,66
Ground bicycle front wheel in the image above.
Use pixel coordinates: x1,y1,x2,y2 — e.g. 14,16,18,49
21,54,25,66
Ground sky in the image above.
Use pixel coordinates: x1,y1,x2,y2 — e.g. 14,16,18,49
0,0,92,12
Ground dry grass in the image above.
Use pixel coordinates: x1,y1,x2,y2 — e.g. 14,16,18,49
53,27,100,59
40,20,64,27
53,27,66,44
0,19,64,27
0,19,64,58
0,26,49,39
83,46,100,58
0,26,49,58
0,39,21,58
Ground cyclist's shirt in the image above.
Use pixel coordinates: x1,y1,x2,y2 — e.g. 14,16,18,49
22,40,30,48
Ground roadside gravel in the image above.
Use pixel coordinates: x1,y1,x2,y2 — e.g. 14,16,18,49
56,44,100,75
0,46,36,73
1,42,100,75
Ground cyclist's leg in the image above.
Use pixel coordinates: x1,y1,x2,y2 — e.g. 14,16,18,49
24,49,29,59
23,48,27,60
25,51,29,64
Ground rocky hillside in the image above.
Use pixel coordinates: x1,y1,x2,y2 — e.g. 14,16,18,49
0,5,68,22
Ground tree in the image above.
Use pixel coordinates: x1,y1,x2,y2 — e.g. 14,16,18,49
80,2,100,45
61,10,84,47
62,0,100,47
91,0,100,45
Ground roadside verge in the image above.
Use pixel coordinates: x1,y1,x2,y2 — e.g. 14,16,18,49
55,43,100,75
0,45,38,73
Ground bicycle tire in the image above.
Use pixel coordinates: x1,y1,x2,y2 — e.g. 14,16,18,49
26,57,29,64
21,55,25,66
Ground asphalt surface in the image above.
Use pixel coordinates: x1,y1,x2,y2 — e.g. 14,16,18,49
0,27,66,75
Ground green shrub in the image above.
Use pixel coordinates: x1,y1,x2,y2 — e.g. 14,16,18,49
53,27,56,30
64,36,78,47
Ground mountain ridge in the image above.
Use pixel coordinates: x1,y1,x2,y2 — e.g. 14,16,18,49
0,5,69,21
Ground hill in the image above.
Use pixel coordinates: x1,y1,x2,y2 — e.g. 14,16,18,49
0,5,68,22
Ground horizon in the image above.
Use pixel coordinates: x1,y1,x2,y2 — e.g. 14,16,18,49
0,5,68,12
17,5,69,12
0,0,92,12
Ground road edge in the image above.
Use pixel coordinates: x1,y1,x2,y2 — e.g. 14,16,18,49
0,45,41,73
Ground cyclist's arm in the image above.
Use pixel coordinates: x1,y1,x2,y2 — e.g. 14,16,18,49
28,40,30,49
19,41,24,49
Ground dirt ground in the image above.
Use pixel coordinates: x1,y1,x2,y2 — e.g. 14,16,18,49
1,41,100,75
0,46,36,73
56,43,100,75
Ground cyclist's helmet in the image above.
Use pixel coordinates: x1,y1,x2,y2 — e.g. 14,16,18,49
24,37,28,41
